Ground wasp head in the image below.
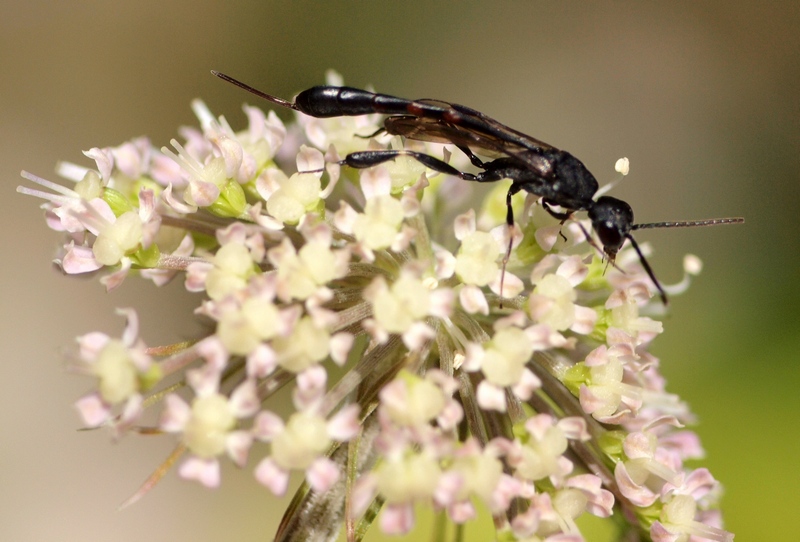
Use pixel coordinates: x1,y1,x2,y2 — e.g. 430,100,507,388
587,196,634,260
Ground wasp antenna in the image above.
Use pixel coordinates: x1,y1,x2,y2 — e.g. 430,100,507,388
625,234,668,305
632,217,744,231
211,71,298,111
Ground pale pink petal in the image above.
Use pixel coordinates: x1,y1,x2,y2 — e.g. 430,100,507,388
83,147,113,182
642,416,683,433
60,242,102,274
594,409,633,425
511,368,541,401
255,168,282,201
650,521,680,542
530,254,562,283
587,488,615,518
329,332,354,366
488,270,524,298
678,468,716,500
428,288,454,318
433,471,463,507
160,394,191,432
296,145,324,172
380,503,415,535
556,255,589,286
461,342,485,372
361,318,388,344
578,386,603,417
401,322,435,350
490,222,522,253
252,410,284,441
306,457,340,493
584,345,609,367
237,152,257,183
86,197,116,230
113,308,139,347
247,344,277,378
476,381,506,412
186,365,221,397
179,457,220,488
296,365,327,396
100,258,131,291
557,417,590,441
511,507,539,538
151,155,184,187
448,500,476,523
459,284,489,315
226,430,253,468
197,336,229,372
185,261,213,292
360,166,391,199
436,399,464,431
622,432,653,460
565,474,614,517
320,159,341,198
75,393,110,427
212,133,243,178
434,248,456,279
333,201,358,234
453,210,476,240
254,457,289,495
137,187,156,222
555,455,575,479
524,414,555,441
188,177,220,207
113,140,146,178
77,331,110,360
216,221,248,245
525,324,572,350
615,462,658,507
248,203,284,231
262,110,287,150
570,304,598,334
390,225,417,252
535,225,561,251
326,404,361,441
490,474,523,512
426,370,459,395
660,431,704,460
495,310,527,330
229,379,260,418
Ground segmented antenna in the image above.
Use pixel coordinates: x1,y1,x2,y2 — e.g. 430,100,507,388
628,217,744,304
632,217,744,231
211,71,298,110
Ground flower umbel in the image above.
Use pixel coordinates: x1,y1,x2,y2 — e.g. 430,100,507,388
19,74,733,542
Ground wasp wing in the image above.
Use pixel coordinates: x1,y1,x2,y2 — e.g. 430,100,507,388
415,99,557,152
384,115,556,178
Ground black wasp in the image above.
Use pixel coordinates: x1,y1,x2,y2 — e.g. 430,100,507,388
212,71,743,304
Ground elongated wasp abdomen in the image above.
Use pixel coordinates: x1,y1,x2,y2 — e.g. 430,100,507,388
212,71,743,304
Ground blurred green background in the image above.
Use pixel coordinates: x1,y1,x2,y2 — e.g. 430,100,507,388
2,2,797,541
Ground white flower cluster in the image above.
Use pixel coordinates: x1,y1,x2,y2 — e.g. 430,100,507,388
19,73,732,541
